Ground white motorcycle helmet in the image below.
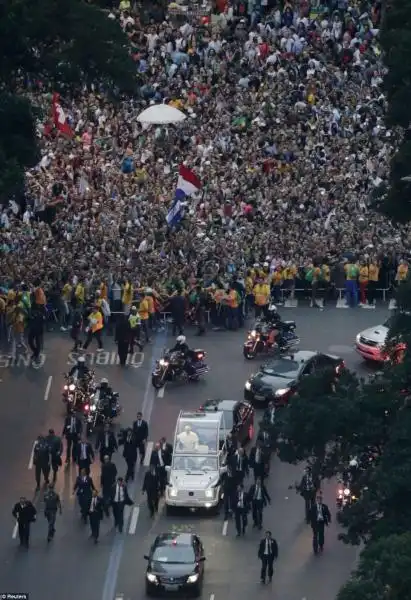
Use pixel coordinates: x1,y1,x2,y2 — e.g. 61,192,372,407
349,459,358,468
77,356,86,364
176,335,186,344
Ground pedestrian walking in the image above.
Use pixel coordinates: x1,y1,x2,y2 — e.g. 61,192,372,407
115,314,131,366
74,469,96,523
132,412,149,465
100,455,117,517
150,442,167,494
233,483,249,537
12,496,37,548
111,477,133,533
248,477,271,530
27,305,44,364
82,304,104,351
142,465,160,518
309,492,331,554
120,428,138,482
88,489,104,543
299,466,318,524
33,435,50,491
44,484,62,542
62,411,82,463
46,428,63,482
258,531,278,584
75,437,94,475
96,424,118,463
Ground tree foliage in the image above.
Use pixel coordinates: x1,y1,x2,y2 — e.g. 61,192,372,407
0,0,136,201
337,533,411,600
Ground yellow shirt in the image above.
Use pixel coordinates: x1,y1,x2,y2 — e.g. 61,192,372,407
359,266,369,282
253,284,269,306
214,290,225,304
321,265,330,282
100,283,108,300
75,283,84,304
139,298,149,320
397,265,408,281
245,277,254,294
283,266,297,280
271,272,282,286
61,283,72,302
312,267,321,282
122,283,133,305
146,296,155,314
89,311,103,333
368,264,379,282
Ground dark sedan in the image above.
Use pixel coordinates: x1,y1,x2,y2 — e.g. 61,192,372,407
244,350,345,406
145,533,206,597
199,399,255,446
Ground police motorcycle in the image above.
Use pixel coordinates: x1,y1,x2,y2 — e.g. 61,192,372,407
85,378,121,436
62,359,96,415
243,305,299,360
336,459,360,510
152,336,209,389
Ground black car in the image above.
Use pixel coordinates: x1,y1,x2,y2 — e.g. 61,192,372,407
145,533,206,597
244,350,345,406
199,399,255,446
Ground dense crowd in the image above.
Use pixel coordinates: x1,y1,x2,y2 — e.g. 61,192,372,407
0,0,409,313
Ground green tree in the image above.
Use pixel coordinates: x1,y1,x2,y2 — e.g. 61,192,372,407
337,533,411,600
0,0,136,201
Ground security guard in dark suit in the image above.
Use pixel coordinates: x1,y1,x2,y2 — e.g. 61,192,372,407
62,412,82,463
258,531,278,584
46,429,63,482
132,412,149,464
74,469,96,522
142,465,160,518
44,483,62,542
95,424,118,462
100,455,117,517
88,490,104,543
309,492,331,554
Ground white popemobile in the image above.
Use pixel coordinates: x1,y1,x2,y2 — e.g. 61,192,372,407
165,411,228,514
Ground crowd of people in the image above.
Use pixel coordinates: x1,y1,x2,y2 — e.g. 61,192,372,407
0,0,409,321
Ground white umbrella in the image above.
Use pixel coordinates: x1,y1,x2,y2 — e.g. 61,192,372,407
137,104,186,125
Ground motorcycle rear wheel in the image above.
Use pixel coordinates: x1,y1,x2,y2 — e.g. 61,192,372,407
152,375,164,389
243,346,256,360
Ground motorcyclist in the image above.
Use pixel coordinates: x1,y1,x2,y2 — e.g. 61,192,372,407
170,335,195,376
68,356,90,381
95,378,116,419
256,305,287,349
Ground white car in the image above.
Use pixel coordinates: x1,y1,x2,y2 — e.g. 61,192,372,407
355,317,398,362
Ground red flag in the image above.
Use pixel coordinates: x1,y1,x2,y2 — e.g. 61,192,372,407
52,93,73,137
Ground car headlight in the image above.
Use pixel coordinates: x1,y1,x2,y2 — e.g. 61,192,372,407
187,574,199,584
69,384,76,392
146,573,158,583
205,489,214,498
275,388,290,397
250,330,257,337
169,488,178,497
90,404,96,412
344,488,351,497
245,381,251,391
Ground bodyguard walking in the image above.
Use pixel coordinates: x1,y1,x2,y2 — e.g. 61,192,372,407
132,412,149,465
44,483,62,542
248,477,271,529
111,477,133,533
12,497,37,548
76,437,94,475
121,428,138,482
100,455,117,517
62,411,82,463
74,468,96,523
309,492,331,554
33,435,50,491
46,428,63,482
258,531,278,584
233,483,249,537
88,489,104,543
142,465,160,518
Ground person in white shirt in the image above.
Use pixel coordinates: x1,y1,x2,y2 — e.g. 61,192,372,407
111,477,133,533
258,531,278,584
309,493,331,554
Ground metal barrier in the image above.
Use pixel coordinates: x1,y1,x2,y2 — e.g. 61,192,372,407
278,286,390,302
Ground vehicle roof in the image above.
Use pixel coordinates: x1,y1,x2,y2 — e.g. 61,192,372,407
179,410,222,422
263,350,317,367
202,399,240,411
155,533,195,546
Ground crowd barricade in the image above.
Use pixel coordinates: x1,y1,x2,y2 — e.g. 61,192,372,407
278,286,391,302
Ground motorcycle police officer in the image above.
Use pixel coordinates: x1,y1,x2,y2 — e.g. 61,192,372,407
69,355,90,380
170,335,195,377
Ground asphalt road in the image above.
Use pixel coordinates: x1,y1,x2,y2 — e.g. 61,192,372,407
0,306,389,600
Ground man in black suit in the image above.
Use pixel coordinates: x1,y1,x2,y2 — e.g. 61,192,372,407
12,497,37,548
248,477,271,529
232,483,249,537
100,455,117,517
76,437,95,475
159,437,173,465
309,492,331,554
88,489,104,543
62,412,82,463
132,411,149,465
229,448,249,485
142,465,160,518
95,424,118,463
111,477,133,532
150,441,168,494
120,428,138,482
258,531,278,584
74,468,96,523
299,466,318,523
249,441,269,480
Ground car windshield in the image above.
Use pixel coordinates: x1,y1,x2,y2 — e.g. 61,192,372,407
172,455,218,472
152,545,195,564
261,359,300,378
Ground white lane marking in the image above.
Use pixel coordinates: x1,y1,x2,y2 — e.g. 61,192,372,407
12,522,18,539
44,375,52,401
128,506,140,534
28,441,36,470
210,594,215,600
157,386,165,398
222,521,228,536
143,441,154,467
